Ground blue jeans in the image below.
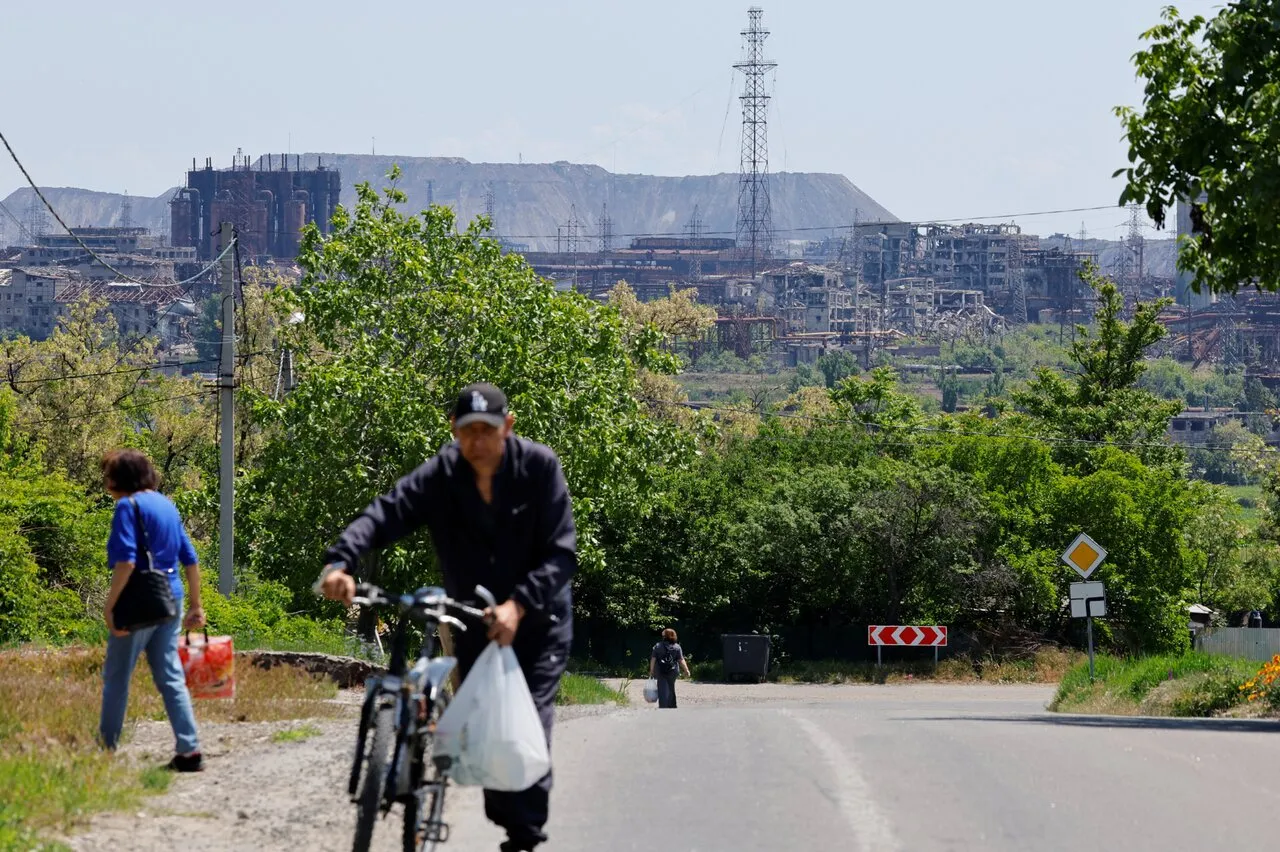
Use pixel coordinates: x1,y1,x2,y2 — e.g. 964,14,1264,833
100,614,200,755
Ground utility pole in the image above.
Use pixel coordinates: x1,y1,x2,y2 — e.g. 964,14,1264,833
218,221,236,596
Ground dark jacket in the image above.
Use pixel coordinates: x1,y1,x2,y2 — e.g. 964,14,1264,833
324,435,576,640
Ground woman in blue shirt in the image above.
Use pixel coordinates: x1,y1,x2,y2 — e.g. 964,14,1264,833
99,448,205,772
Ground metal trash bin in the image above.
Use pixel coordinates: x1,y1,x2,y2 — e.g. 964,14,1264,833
721,634,771,682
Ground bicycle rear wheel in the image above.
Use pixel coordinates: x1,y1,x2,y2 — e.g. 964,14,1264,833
353,705,393,852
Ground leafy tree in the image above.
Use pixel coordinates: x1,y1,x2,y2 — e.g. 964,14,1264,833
243,175,691,619
1117,1,1280,294
815,350,859,388
0,298,213,491
939,368,960,413
830,367,922,442
1014,269,1181,471
1183,482,1278,614
0,394,111,643
606,282,716,343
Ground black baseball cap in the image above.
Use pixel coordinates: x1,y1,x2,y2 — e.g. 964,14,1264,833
452,383,509,429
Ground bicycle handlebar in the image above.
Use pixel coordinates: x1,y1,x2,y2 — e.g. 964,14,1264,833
315,561,556,624
352,581,492,627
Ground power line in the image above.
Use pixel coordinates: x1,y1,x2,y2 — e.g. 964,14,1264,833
8,357,218,385
0,127,230,289
18,390,215,427
0,198,32,242
5,351,275,386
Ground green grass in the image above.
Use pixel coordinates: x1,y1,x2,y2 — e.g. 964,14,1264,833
1225,484,1264,526
556,673,629,706
0,646,343,849
270,723,324,744
1050,652,1261,716
0,751,145,851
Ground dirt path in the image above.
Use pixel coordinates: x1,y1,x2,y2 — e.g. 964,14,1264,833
64,691,617,852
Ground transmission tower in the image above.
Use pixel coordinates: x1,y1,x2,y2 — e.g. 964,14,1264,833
734,6,777,277
483,183,496,232
120,191,134,229
23,193,49,242
1122,202,1145,314
686,205,704,282
598,202,614,253
556,206,583,255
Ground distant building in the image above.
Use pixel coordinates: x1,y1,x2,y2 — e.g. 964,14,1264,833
56,279,195,344
171,154,341,262
763,262,849,334
0,265,193,345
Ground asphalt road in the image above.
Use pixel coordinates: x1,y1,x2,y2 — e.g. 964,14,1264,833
443,681,1280,852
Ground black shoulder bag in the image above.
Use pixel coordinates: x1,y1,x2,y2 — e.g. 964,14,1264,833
110,497,178,632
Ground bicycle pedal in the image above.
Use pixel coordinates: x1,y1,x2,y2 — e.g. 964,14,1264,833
425,821,450,843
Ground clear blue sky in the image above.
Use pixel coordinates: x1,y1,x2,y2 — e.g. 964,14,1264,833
2,0,1223,240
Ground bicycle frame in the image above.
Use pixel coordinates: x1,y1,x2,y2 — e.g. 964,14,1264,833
344,583,491,850
349,593,457,802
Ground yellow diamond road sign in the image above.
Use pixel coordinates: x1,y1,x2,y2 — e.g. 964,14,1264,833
1062,532,1107,579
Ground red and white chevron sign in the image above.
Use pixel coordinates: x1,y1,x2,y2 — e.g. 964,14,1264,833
868,625,948,647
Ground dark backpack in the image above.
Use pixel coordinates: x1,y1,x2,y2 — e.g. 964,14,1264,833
656,642,679,675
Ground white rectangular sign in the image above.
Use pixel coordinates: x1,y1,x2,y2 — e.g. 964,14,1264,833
1070,582,1104,599
1069,581,1106,618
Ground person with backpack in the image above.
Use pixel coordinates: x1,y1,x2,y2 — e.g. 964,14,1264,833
649,628,691,709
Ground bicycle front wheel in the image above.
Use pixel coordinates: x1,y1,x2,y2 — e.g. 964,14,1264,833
404,694,451,852
353,705,393,852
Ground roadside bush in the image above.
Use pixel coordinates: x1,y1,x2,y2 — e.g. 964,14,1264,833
1239,654,1280,709
1168,669,1245,717
200,575,360,657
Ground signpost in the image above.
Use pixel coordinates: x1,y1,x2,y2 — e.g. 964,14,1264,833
868,625,948,666
1064,533,1108,681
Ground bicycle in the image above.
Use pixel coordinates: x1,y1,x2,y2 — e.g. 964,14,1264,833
332,575,494,852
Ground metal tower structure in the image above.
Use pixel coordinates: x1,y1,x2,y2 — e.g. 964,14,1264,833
120,191,133,229
598,202,614,253
1120,202,1145,315
23,193,49,241
686,205,704,282
734,6,776,276
556,205,582,255
483,183,496,231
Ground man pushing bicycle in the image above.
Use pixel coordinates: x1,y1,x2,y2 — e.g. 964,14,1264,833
318,382,576,852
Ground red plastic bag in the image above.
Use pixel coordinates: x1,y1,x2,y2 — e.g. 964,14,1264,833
178,631,235,699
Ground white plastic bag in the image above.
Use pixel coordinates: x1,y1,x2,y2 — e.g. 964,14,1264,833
643,679,659,703
434,641,550,791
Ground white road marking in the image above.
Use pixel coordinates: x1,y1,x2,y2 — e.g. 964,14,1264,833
781,708,901,852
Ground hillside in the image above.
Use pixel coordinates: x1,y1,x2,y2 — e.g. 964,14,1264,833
0,187,174,240
1,156,897,252
294,154,898,251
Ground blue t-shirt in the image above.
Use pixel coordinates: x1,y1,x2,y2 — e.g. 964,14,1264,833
106,490,198,604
